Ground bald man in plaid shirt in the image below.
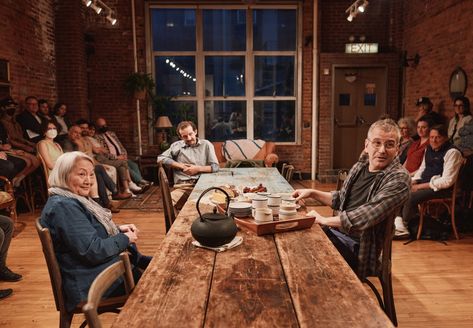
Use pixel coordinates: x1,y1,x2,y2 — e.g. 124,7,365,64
293,119,410,278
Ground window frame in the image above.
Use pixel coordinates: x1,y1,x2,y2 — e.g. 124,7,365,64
145,2,302,145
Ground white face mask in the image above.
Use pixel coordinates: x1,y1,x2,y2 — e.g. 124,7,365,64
46,129,58,139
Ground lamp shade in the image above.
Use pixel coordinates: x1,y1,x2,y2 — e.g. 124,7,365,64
155,116,173,128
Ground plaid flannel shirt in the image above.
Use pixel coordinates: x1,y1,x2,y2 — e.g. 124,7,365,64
332,154,410,278
94,131,128,160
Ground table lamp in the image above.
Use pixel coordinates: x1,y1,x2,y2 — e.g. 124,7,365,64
155,115,173,145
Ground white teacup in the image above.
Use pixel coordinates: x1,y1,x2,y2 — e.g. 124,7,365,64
280,203,297,212
267,194,281,206
282,197,296,205
254,208,273,222
252,196,268,209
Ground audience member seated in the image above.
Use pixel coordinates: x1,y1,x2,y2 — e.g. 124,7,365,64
395,125,463,238
414,97,445,127
448,96,472,146
211,117,233,141
38,99,59,127
0,121,39,187
52,102,70,142
157,121,219,209
62,126,129,211
94,118,151,189
16,96,44,143
212,139,278,168
0,97,37,154
39,152,150,313
79,120,139,195
292,119,410,277
0,152,25,185
458,119,473,157
403,116,432,176
0,214,22,300
397,117,416,164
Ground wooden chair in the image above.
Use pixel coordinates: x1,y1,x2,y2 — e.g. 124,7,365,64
281,163,295,182
35,218,128,328
416,176,462,241
362,215,398,326
158,166,176,233
333,169,349,216
0,176,17,224
82,252,135,328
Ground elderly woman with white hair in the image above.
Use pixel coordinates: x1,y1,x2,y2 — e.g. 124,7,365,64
40,151,151,313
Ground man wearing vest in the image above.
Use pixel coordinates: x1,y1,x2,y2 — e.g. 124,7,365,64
395,125,464,238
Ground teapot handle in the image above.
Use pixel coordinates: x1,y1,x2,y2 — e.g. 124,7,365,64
196,187,231,221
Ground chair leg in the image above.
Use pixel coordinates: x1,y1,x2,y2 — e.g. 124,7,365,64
381,274,398,326
60,311,73,328
451,206,460,240
417,204,425,240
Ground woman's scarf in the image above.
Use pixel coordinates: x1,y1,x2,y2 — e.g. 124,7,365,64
49,187,119,236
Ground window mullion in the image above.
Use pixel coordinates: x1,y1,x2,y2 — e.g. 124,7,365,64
196,8,205,137
246,7,254,140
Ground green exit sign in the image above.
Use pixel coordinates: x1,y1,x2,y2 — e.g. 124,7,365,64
345,43,379,54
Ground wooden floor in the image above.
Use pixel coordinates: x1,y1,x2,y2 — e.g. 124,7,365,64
1,180,472,327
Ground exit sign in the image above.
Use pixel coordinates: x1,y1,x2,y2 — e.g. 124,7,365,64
345,43,379,54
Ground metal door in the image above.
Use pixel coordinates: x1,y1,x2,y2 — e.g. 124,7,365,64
333,67,387,169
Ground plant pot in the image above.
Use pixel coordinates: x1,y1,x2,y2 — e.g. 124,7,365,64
134,90,146,100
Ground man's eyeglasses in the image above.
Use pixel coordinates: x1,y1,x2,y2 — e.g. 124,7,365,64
367,138,397,150
453,104,464,108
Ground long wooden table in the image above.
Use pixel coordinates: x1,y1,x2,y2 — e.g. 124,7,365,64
112,168,392,327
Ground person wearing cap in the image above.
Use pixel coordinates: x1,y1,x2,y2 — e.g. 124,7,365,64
414,96,445,126
0,97,36,154
16,96,44,143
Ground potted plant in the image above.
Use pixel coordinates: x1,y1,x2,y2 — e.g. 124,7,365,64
124,72,155,100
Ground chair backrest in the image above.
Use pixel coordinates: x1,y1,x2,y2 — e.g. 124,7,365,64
336,169,349,191
37,149,51,189
82,252,135,328
380,214,395,277
281,163,295,182
35,218,67,313
158,166,176,233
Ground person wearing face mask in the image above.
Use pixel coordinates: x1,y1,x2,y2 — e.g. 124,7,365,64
0,97,37,154
37,122,64,175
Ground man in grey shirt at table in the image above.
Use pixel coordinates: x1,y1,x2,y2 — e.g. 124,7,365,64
293,119,410,278
157,121,219,209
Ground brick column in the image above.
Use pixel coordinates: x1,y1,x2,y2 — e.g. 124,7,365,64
54,0,88,121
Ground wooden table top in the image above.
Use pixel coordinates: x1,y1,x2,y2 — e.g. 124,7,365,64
112,168,392,328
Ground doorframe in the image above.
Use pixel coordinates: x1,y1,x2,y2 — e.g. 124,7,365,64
330,64,388,170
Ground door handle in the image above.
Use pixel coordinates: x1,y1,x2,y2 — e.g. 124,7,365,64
356,116,366,125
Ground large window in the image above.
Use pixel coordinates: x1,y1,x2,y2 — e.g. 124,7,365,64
149,5,299,143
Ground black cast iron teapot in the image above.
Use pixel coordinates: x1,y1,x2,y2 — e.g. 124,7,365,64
191,187,238,247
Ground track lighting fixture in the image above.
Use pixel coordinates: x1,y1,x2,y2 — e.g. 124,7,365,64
346,0,369,22
82,0,118,26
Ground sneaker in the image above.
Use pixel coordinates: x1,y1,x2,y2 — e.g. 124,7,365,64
112,192,132,200
0,289,13,300
129,182,143,193
394,229,410,239
0,267,22,282
138,179,152,187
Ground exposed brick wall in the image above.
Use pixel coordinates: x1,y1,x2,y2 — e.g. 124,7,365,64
320,0,394,53
55,0,89,121
0,0,56,105
402,0,473,120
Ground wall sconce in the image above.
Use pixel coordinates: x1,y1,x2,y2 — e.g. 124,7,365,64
346,0,369,22
402,51,421,67
82,0,118,25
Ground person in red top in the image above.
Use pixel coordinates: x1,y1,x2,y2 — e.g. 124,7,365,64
403,115,432,175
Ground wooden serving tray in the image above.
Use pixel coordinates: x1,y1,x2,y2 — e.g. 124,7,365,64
234,215,315,236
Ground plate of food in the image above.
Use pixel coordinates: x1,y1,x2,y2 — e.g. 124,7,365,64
242,183,267,193
209,185,239,205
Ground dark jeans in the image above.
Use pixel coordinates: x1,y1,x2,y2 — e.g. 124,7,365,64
401,188,452,224
0,156,26,180
324,226,359,272
95,165,117,207
0,215,13,269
